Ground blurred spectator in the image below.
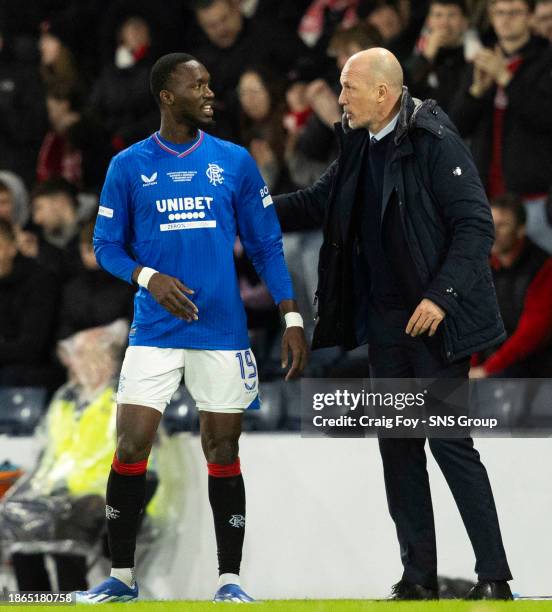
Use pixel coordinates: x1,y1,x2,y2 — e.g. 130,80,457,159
97,0,193,65
0,1,73,42
360,0,420,61
0,321,132,592
22,178,84,279
0,180,13,224
406,0,471,111
192,0,308,139
327,20,384,70
89,16,157,151
365,0,403,38
237,67,295,192
297,0,359,48
39,18,83,94
532,0,552,41
470,194,552,377
290,79,341,173
0,219,60,390
451,0,552,251
37,86,110,192
0,174,30,228
31,178,80,250
14,224,65,280
246,0,312,31
0,25,47,186
466,0,492,31
56,221,134,341
285,23,381,187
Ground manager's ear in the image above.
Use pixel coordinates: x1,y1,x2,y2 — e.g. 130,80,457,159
376,83,388,103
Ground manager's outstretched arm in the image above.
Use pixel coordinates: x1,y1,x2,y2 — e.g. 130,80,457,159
274,160,337,232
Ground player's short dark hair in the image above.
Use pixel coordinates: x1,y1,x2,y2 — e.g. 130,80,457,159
0,218,15,242
429,0,468,15
491,193,527,226
150,52,198,105
31,178,78,209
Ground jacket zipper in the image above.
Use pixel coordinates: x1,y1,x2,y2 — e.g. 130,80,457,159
395,187,454,360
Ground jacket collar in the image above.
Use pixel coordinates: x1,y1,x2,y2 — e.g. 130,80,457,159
394,87,445,144
335,86,445,151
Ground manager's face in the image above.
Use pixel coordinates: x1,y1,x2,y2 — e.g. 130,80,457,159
338,62,379,130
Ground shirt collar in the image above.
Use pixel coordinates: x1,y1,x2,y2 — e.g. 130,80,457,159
152,130,204,158
369,112,399,142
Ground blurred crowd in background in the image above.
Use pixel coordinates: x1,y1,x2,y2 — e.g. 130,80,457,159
0,0,552,395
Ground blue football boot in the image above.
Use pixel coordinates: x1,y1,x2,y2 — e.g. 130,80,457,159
213,583,255,603
75,576,139,604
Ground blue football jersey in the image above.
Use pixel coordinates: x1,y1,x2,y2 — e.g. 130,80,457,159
94,130,294,350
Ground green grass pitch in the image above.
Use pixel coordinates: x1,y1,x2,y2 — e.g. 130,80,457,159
3,600,552,611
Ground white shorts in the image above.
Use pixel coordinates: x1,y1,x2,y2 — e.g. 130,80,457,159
117,346,259,414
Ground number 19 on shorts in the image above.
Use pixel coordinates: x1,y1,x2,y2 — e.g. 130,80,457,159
235,350,257,392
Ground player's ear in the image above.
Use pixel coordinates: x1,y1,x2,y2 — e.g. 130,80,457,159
160,89,174,106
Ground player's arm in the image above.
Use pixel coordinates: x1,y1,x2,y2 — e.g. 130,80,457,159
93,157,198,321
235,151,309,380
278,298,308,381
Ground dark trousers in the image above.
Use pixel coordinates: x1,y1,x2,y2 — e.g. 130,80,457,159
368,308,512,589
11,552,88,591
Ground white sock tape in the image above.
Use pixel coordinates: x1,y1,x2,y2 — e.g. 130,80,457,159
137,267,158,289
218,573,240,588
284,312,304,329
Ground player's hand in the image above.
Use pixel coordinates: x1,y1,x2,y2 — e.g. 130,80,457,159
406,298,445,337
148,273,198,322
281,326,309,381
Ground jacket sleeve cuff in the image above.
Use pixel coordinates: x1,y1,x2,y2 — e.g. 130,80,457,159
423,289,458,314
423,288,460,316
